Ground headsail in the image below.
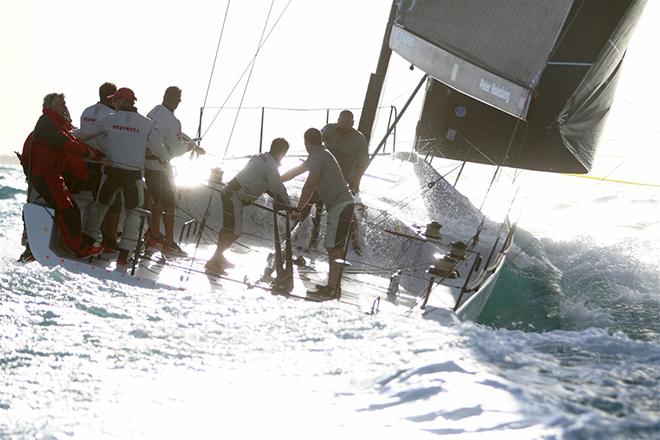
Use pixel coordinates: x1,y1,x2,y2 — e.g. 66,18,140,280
391,0,647,173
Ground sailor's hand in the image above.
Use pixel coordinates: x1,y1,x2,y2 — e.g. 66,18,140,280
98,157,112,167
193,146,206,156
87,146,105,161
291,208,302,222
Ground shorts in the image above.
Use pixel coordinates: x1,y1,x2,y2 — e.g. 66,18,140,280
325,200,354,249
86,162,103,195
221,190,245,236
98,167,143,210
145,169,176,206
87,162,122,214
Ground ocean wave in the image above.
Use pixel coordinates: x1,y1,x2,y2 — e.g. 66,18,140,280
481,236,660,341
0,185,24,200
363,325,660,438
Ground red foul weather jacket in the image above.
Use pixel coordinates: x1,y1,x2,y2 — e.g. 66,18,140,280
24,108,91,179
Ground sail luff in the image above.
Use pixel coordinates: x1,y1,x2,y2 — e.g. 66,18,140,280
558,0,648,171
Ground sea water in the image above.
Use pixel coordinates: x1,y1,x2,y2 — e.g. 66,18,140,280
1,163,658,439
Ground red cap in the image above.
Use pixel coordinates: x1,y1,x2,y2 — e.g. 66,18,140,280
108,87,136,102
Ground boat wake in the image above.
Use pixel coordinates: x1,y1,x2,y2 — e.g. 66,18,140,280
480,233,660,341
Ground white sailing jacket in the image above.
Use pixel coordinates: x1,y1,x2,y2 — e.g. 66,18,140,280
79,102,115,151
95,110,170,171
145,104,194,172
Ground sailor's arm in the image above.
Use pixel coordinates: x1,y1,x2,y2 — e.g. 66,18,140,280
166,129,193,158
295,168,320,211
73,126,106,142
148,109,199,159
152,122,186,159
266,167,291,206
281,162,308,182
180,132,206,156
146,125,171,164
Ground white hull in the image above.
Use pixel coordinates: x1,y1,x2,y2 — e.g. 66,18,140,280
23,203,185,290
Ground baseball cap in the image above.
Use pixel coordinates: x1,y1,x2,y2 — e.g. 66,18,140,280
108,87,136,102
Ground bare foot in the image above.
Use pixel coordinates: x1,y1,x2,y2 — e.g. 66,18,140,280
204,259,226,275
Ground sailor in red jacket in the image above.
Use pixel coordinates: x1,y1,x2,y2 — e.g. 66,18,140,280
25,93,105,258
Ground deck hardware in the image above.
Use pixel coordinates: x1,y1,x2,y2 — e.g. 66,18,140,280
179,218,197,242
387,270,401,297
370,297,381,315
424,221,442,239
271,203,294,293
449,241,468,259
430,253,459,278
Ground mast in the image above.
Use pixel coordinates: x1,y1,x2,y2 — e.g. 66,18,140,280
357,0,397,144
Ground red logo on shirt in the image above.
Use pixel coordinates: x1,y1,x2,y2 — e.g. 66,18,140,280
82,117,96,123
112,125,140,133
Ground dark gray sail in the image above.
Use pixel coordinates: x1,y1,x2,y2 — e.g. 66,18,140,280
391,0,646,173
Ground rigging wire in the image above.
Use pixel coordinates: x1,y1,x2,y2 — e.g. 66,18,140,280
365,164,462,229
201,1,232,113
222,0,276,159
477,118,520,212
201,0,293,141
595,128,660,186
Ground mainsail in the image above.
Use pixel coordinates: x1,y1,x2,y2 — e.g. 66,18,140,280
390,0,647,173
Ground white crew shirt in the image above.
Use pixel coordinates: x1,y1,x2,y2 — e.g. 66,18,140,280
146,104,195,172
95,110,170,171
79,102,115,150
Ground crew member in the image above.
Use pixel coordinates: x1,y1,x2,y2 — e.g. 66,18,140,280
321,110,367,253
80,82,122,253
145,86,205,256
83,87,170,266
26,93,105,258
289,128,355,298
205,138,290,274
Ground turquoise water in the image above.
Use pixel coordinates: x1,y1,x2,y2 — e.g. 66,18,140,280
1,164,659,439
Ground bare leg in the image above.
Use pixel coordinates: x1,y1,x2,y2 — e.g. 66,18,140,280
208,229,239,268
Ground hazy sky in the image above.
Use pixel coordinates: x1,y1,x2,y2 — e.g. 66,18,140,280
1,0,658,183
